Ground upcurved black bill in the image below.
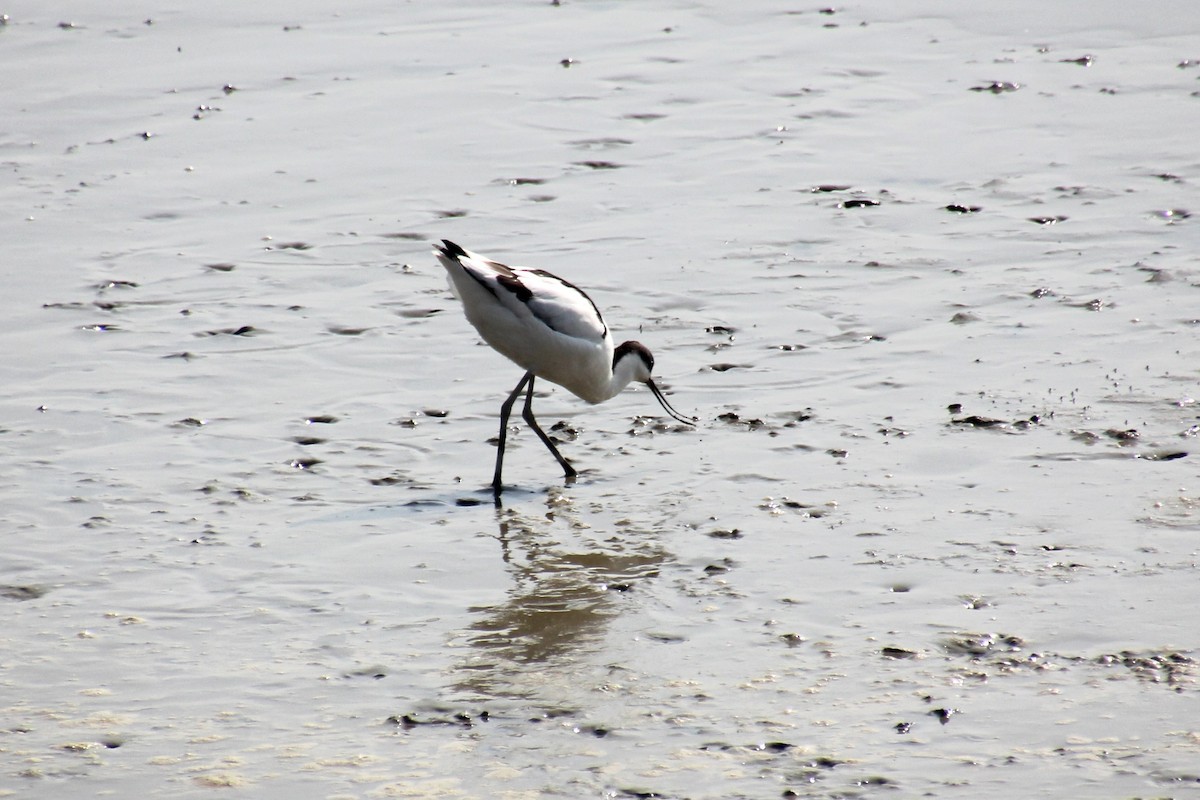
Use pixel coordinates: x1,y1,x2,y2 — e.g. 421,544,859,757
647,379,697,426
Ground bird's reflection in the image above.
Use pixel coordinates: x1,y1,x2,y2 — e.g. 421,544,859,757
450,488,668,702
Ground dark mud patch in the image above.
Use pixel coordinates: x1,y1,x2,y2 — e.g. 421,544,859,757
1,585,50,601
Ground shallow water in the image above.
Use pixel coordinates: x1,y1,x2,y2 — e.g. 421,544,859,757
3,1,1199,797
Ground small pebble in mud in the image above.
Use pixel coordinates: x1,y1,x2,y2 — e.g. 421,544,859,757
369,475,405,486
779,633,806,647
549,420,580,439
942,632,1024,657
386,711,482,729
574,725,609,737
1059,54,1095,66
575,160,623,170
716,412,766,430
1,585,49,601
947,403,963,414
951,415,1006,428
707,528,742,539
1029,287,1054,298
288,458,321,470
929,707,958,724
1151,208,1191,221
706,324,736,336
894,722,912,734
198,325,256,337
1028,215,1068,225
881,646,918,660
1140,451,1188,462
970,81,1020,93
304,415,338,424
559,58,577,68
943,203,981,214
838,198,880,209
811,184,851,192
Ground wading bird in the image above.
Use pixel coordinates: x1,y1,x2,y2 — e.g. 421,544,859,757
435,240,694,492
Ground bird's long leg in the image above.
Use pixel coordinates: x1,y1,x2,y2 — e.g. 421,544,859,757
521,375,577,481
493,371,533,493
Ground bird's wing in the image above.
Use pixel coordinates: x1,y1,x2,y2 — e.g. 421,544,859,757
508,268,608,341
437,241,608,342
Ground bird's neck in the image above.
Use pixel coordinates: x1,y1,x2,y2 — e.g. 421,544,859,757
599,352,643,401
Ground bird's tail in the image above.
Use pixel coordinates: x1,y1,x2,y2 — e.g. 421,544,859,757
434,239,468,262
433,240,468,299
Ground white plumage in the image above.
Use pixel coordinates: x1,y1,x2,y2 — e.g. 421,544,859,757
435,239,693,492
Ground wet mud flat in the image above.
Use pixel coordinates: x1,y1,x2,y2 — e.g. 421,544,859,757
3,1,1199,798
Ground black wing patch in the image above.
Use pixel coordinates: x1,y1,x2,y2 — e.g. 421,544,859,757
496,273,533,302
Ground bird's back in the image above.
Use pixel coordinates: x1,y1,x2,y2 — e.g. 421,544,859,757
436,241,616,403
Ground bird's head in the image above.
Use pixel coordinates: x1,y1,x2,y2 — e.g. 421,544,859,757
613,341,696,425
